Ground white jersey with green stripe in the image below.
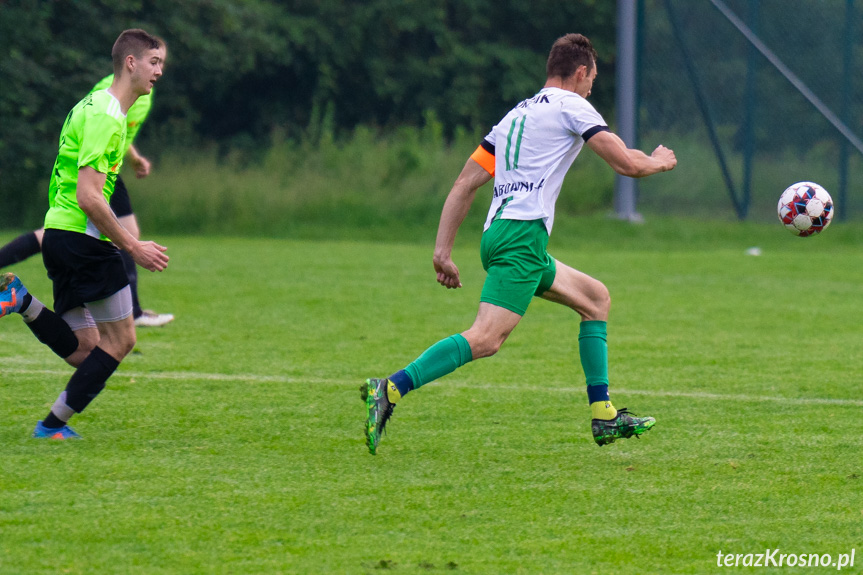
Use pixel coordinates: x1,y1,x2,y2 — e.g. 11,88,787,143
482,87,608,234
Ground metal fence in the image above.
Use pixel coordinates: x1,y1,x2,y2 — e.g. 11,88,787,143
626,0,862,221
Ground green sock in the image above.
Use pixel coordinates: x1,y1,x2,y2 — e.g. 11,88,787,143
404,334,473,389
579,320,609,387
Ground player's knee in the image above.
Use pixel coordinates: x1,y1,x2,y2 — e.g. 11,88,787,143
64,330,99,367
595,284,611,314
102,331,136,360
577,280,610,320
470,333,505,359
119,331,137,357
76,337,98,358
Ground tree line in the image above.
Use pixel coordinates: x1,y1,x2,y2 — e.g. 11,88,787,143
0,0,617,226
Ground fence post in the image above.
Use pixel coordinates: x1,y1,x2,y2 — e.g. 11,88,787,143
838,0,855,220
614,0,642,222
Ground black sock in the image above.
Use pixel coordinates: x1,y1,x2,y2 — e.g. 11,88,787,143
0,231,41,268
26,308,79,359
64,347,120,413
120,250,142,318
42,413,65,429
20,293,33,315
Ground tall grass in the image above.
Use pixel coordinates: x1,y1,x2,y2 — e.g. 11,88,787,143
133,118,615,239
130,120,861,238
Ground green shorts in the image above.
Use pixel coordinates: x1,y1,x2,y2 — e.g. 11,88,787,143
479,218,557,316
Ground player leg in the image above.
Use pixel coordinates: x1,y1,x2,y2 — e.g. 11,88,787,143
0,272,93,366
361,219,543,454
0,229,44,269
362,302,522,454
539,261,655,445
110,177,173,328
34,230,133,439
34,288,135,439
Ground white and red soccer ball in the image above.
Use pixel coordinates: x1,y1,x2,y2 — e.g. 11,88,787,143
777,182,834,237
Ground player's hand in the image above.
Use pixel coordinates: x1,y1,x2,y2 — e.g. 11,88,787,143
131,240,169,272
651,145,677,172
133,155,152,178
434,257,462,289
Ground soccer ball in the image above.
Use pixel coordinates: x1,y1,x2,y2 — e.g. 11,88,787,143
777,182,834,237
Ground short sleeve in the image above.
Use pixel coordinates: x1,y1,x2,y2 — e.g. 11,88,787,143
78,111,123,174
560,97,609,141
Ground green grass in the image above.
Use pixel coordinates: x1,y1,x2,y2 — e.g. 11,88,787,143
1,218,862,574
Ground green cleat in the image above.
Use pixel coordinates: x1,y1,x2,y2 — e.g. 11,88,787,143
592,408,655,446
361,378,395,455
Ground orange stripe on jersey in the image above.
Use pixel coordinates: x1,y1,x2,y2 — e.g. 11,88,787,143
470,145,495,176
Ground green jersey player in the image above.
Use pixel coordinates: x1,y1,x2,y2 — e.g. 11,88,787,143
0,42,173,327
0,29,169,439
362,33,677,454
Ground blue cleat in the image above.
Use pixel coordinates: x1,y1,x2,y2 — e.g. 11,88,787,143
32,421,81,440
0,273,28,318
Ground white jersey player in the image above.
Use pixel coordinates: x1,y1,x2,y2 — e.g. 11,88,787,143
362,33,677,455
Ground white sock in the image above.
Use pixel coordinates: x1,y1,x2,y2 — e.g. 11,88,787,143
21,295,45,323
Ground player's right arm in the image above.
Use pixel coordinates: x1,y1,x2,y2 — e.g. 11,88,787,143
433,155,493,289
126,144,152,178
76,167,169,272
587,130,677,178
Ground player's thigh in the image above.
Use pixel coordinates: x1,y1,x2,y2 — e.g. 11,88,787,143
88,285,136,360
60,308,100,366
538,260,609,321
480,219,550,316
42,230,129,316
96,315,135,348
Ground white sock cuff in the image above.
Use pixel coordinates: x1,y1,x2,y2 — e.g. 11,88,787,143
51,391,75,422
21,295,45,323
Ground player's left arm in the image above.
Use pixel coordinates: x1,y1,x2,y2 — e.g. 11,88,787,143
125,144,152,178
587,130,677,178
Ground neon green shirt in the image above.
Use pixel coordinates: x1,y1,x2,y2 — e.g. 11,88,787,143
91,74,153,155
44,90,127,239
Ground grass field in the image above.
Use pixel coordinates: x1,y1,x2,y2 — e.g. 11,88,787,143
1,219,861,574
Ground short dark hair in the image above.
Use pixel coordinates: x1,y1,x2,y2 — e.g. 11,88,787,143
546,33,598,79
111,29,161,75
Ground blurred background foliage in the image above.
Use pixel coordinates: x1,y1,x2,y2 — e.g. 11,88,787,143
0,0,616,227
2,0,859,232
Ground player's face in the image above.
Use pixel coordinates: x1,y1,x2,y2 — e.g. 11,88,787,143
132,48,163,95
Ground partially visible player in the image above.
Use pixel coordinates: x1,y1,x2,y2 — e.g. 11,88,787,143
0,29,169,439
0,40,173,328
362,33,677,455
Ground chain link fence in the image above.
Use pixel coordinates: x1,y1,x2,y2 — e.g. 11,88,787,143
634,0,862,221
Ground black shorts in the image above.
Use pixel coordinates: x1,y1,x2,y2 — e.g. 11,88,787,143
42,229,130,316
109,176,134,218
